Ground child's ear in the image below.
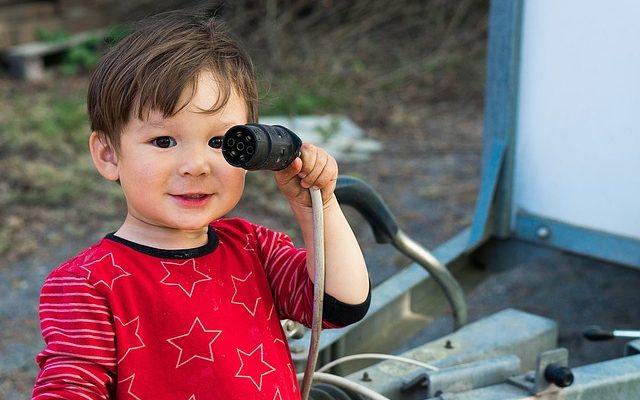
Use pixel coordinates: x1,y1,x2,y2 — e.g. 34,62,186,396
89,131,120,181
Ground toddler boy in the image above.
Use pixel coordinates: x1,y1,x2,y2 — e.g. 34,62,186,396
32,10,370,399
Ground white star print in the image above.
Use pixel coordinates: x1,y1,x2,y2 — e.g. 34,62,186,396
273,388,282,400
235,343,276,390
167,317,222,368
80,253,130,290
231,272,261,316
118,374,142,400
267,305,275,320
115,316,145,364
244,233,255,251
288,363,298,393
160,259,212,297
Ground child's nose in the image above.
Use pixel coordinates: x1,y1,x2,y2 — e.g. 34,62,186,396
178,147,213,176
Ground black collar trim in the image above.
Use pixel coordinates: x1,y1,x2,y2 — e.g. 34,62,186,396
105,226,219,259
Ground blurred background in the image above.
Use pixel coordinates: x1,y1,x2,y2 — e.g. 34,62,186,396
4,2,640,399
0,0,487,265
0,0,487,397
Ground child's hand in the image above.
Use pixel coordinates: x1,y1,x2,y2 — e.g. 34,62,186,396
274,143,338,208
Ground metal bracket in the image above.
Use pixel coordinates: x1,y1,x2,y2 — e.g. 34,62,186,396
625,339,640,356
508,348,571,395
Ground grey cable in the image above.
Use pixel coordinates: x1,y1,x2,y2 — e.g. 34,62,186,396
300,188,326,400
317,352,439,373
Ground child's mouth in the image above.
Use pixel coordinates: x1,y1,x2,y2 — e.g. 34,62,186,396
172,193,212,207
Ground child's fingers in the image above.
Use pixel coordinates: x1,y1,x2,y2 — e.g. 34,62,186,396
299,149,338,202
297,145,327,186
275,143,338,206
280,157,303,180
297,143,317,181
274,157,303,187
299,149,324,188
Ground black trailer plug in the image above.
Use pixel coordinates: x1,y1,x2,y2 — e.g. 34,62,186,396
222,123,302,171
582,325,640,341
582,325,615,341
544,364,574,388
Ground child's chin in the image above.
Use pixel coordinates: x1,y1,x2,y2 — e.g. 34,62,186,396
173,223,211,231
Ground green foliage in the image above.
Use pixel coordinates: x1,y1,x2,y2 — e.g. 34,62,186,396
2,157,98,207
0,96,88,159
259,77,347,116
35,28,70,43
0,90,101,208
59,44,101,74
104,25,130,46
314,117,342,143
0,82,125,262
35,25,128,75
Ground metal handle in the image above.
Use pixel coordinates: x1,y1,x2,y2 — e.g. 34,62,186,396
583,325,640,341
335,175,468,329
335,176,399,244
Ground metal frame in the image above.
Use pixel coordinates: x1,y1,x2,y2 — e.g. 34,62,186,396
468,0,523,247
468,0,640,270
514,212,640,269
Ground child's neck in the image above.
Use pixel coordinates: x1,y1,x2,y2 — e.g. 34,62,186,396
115,219,209,250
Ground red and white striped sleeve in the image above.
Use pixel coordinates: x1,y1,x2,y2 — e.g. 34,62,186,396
33,268,116,399
253,224,316,326
253,224,353,329
253,223,370,329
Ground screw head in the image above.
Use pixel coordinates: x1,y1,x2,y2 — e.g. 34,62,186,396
536,225,551,240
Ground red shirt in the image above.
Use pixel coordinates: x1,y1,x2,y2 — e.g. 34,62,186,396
33,218,345,399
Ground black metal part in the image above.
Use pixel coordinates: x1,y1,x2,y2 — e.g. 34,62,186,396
222,123,302,171
400,372,428,393
523,348,571,395
544,364,574,388
309,383,359,400
335,175,468,329
582,326,615,341
335,176,399,244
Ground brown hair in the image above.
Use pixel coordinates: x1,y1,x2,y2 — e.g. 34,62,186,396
87,10,258,150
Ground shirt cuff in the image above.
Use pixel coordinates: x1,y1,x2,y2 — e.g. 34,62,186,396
322,281,371,327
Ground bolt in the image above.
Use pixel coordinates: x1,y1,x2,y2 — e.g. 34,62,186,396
525,371,536,382
361,371,372,382
536,225,551,240
445,340,454,349
283,320,294,331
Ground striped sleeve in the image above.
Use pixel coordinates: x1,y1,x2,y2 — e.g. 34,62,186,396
254,225,316,326
33,269,116,399
254,224,367,329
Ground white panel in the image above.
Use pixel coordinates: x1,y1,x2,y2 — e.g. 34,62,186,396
513,0,640,239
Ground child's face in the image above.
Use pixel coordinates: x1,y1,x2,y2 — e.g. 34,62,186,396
114,71,248,238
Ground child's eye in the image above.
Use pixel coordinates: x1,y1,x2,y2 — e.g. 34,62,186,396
209,136,223,149
151,136,177,148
